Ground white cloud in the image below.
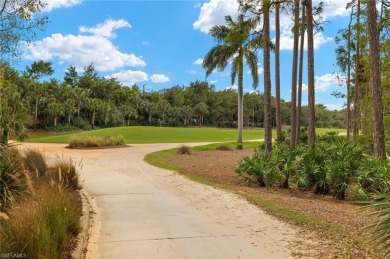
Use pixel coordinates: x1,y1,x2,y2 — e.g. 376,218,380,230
194,58,204,65
278,31,333,51
186,69,197,75
193,0,238,33
79,19,131,39
194,0,347,51
301,73,341,92
225,84,237,91
22,19,145,72
150,74,170,83
142,41,150,46
42,0,82,12
210,80,217,84
325,103,344,111
107,70,148,87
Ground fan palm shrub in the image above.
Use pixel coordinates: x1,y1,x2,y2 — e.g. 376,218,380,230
360,193,390,255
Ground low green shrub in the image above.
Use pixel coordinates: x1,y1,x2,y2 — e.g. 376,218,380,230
235,135,390,200
68,135,125,148
177,145,192,155
0,184,81,258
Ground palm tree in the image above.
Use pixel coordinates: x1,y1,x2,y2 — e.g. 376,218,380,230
203,14,259,143
263,0,272,152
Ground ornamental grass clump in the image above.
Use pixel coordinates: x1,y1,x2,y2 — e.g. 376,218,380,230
68,135,125,148
0,184,81,258
216,143,233,151
177,145,192,155
23,149,47,177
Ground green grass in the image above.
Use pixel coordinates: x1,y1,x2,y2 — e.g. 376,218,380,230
26,126,345,144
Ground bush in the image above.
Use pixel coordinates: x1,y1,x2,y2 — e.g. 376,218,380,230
68,135,125,148
177,145,192,155
216,143,233,151
23,149,47,178
0,184,81,258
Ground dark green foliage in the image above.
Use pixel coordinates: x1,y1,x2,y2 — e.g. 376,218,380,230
236,134,390,200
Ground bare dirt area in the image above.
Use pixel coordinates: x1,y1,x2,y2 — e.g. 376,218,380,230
166,149,379,258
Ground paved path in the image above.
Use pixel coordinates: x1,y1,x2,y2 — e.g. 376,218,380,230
23,143,302,259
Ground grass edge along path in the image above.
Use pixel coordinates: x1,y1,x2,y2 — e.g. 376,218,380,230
144,143,377,258
26,126,344,144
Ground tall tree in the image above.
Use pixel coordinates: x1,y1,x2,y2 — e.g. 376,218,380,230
203,15,259,143
25,60,53,130
275,1,282,140
304,0,316,150
296,1,306,144
353,0,361,138
290,0,300,148
263,0,273,152
0,0,47,58
366,0,386,159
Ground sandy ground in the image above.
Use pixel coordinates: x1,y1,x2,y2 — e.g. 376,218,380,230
19,142,319,258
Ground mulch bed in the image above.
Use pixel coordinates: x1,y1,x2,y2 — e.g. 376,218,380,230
166,149,381,258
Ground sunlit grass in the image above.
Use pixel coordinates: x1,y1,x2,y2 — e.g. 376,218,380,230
27,126,345,144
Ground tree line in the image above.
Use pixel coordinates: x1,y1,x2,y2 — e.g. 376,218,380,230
0,61,344,143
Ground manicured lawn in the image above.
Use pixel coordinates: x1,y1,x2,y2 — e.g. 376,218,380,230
26,126,345,144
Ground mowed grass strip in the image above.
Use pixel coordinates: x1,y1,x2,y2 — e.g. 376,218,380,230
26,126,345,144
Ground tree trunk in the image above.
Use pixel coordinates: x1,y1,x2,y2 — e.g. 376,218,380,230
263,0,272,152
237,57,244,144
367,0,386,159
353,0,361,138
305,0,316,150
91,110,95,128
346,10,353,140
275,2,282,140
34,95,39,131
54,115,57,127
290,0,299,148
297,2,305,144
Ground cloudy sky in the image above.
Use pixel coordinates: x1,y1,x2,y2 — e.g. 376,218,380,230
18,0,352,110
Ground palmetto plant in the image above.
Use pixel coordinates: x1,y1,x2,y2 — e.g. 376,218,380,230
360,193,390,255
203,14,260,143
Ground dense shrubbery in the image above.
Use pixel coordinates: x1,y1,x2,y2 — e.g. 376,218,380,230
0,148,81,257
68,135,125,148
236,131,390,200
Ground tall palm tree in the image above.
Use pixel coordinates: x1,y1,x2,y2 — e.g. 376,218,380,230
203,14,259,143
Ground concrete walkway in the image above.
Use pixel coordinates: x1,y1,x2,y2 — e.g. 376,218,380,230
24,143,302,259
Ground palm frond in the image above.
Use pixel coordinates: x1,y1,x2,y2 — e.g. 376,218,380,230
203,45,236,78
244,50,259,88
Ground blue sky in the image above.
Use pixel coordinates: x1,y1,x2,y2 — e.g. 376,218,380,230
17,0,352,110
